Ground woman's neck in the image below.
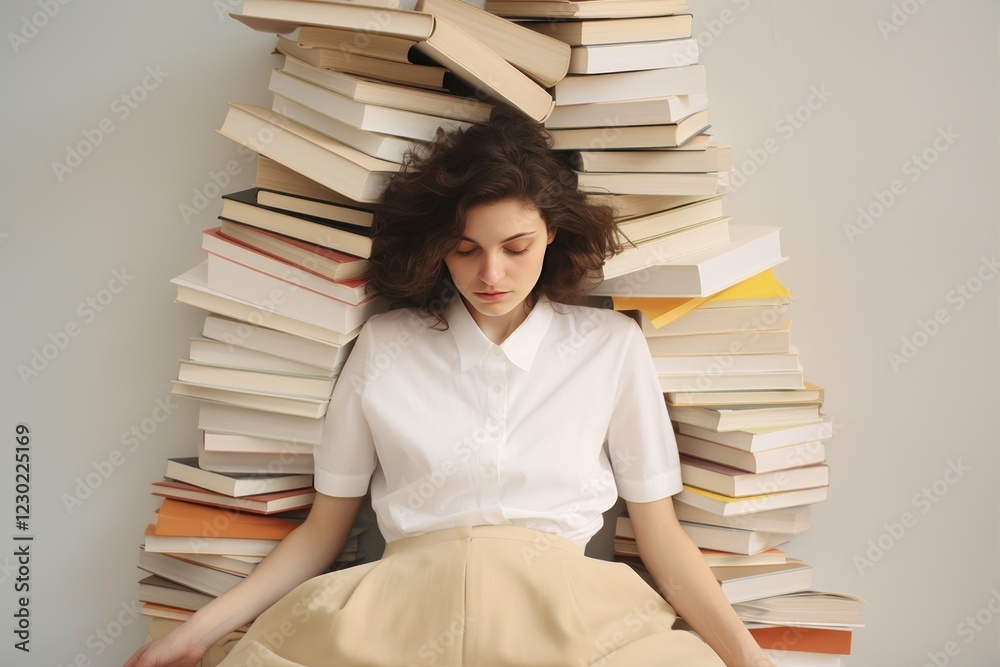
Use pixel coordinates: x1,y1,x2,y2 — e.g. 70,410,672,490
461,297,532,345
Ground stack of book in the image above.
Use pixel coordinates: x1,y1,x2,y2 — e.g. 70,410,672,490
137,457,366,639
485,0,732,280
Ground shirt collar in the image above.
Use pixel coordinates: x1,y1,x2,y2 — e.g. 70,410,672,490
446,296,554,373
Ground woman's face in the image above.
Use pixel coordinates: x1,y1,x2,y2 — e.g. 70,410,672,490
443,199,555,327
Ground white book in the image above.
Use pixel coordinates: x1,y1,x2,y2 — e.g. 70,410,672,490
569,37,699,75
644,327,792,356
170,380,330,419
205,254,387,335
678,420,836,452
188,337,337,377
545,96,707,129
640,306,788,338
677,434,827,474
271,95,417,163
659,370,805,393
553,64,706,106
674,502,813,535
173,263,363,347
601,217,730,280
177,359,337,400
591,225,786,298
577,169,727,197
202,432,314,455
652,347,801,375
198,403,327,446
201,314,353,371
198,440,314,475
202,228,372,306
269,68,469,141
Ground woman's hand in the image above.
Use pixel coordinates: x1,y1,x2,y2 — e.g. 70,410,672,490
123,626,207,667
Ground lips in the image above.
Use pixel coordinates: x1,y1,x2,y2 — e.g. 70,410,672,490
475,291,509,301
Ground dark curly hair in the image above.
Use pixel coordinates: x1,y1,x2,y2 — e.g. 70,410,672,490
368,104,622,322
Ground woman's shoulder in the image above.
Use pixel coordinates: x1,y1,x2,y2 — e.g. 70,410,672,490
361,305,439,342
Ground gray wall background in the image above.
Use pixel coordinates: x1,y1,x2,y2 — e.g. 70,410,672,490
1,1,997,665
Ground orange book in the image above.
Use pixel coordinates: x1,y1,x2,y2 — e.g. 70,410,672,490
153,498,299,540
748,625,852,655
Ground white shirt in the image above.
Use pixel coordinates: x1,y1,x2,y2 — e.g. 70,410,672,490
314,296,682,548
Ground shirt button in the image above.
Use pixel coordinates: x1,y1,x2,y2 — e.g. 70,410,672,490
490,431,499,439
492,385,501,394
482,465,495,477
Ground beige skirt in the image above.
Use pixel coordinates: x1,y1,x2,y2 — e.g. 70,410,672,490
218,525,724,667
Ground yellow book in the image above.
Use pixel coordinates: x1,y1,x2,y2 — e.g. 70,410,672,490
613,268,790,328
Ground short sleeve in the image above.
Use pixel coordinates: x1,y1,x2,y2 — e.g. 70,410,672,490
313,321,378,497
606,321,682,502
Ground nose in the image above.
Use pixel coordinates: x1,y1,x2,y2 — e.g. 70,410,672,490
479,251,505,287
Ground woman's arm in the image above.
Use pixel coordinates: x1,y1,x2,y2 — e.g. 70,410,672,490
125,492,364,667
625,497,775,667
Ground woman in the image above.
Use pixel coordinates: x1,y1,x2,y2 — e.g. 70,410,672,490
126,107,774,667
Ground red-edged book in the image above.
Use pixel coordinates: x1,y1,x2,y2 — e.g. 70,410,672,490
151,481,316,515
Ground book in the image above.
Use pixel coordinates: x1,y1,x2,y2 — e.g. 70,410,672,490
170,380,330,419
568,37,699,75
679,456,829,498
189,337,336,378
763,649,843,667
204,252,387,334
282,24,418,61
415,0,571,87
255,155,365,205
548,110,710,147
639,305,788,337
734,591,867,628
172,263,363,347
644,326,793,357
164,457,313,498
486,0,690,20
276,36,449,90
270,96,419,163
152,481,317,515
673,502,812,535
519,14,693,46
138,575,214,612
154,498,301,541
653,347,800,375
143,523,280,558
243,0,403,11
216,103,400,203
700,548,788,567
218,220,370,285
747,625,853,656
601,217,730,279
674,484,828,517
549,98,707,134
677,419,835,452
614,195,724,244
666,402,821,432
201,314,353,372
553,64,705,106
594,193,715,221
220,188,375,259
138,547,245,598
577,169,727,197
255,188,375,230
712,559,813,604
203,432,314,456
592,225,786,297
177,359,337,400
658,370,806,393
279,55,493,123
665,383,824,408
232,6,555,121
269,67,469,142
198,440,315,475
676,436,827,475
574,143,731,174
616,515,791,556
168,551,262,577
203,227,373,306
